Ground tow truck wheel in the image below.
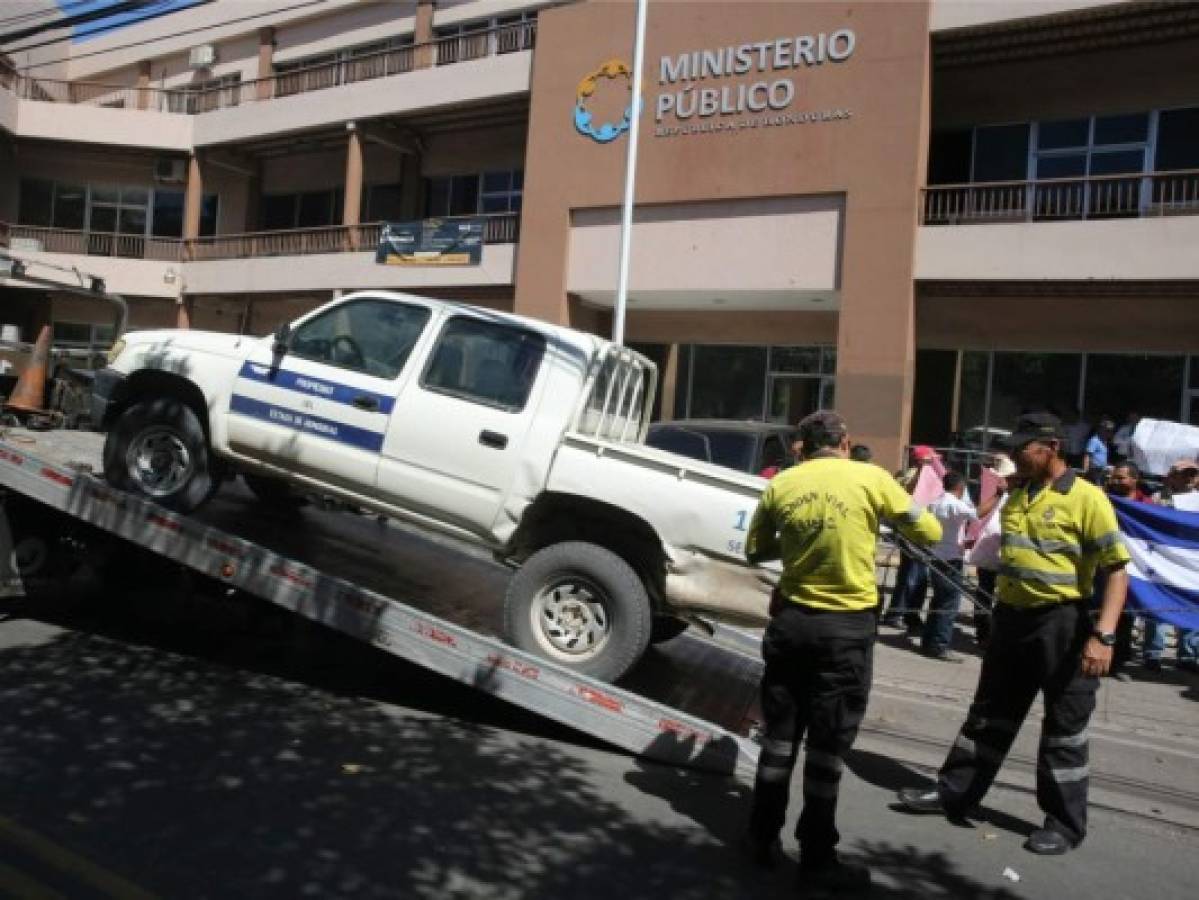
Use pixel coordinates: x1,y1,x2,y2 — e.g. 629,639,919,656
504,541,651,683
103,398,216,513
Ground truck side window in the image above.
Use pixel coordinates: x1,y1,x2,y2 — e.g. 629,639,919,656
421,317,546,412
290,299,430,379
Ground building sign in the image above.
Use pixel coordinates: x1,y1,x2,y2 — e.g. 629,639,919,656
574,28,856,143
376,219,484,266
655,29,856,137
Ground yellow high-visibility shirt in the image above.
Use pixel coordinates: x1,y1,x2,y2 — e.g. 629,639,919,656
998,469,1131,608
746,455,942,611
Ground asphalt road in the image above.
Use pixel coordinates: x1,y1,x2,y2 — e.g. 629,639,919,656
1,558,1195,900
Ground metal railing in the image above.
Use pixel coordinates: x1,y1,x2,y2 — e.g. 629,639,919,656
0,214,520,263
922,170,1199,225
8,20,537,115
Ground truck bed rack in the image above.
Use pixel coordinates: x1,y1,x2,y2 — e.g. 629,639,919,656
0,428,763,778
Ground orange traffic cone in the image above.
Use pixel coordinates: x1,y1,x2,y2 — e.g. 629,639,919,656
5,324,51,414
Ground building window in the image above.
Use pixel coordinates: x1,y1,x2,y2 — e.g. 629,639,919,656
424,170,523,217
259,189,342,230
678,345,835,423
52,321,115,350
434,10,536,65
17,178,216,244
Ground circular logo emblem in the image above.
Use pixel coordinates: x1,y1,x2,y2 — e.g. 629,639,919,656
574,58,635,143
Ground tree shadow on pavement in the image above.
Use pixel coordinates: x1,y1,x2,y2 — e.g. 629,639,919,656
847,749,1037,840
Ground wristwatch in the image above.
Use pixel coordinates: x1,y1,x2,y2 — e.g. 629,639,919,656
1092,630,1117,646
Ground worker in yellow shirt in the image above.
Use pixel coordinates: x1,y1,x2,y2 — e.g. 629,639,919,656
741,411,941,892
898,412,1131,856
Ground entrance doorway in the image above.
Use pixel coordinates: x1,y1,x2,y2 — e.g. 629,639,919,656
768,375,834,425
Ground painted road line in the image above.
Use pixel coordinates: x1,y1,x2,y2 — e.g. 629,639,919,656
0,816,158,900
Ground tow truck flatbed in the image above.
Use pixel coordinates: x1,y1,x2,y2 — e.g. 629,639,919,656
0,428,763,777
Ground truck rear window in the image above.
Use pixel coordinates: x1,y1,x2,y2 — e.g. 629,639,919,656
421,316,546,412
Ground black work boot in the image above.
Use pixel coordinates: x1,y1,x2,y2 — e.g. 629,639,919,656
737,832,783,870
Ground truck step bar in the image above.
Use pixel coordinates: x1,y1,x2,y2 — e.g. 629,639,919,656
0,429,761,778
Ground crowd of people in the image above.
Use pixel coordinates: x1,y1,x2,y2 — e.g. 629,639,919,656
878,440,1198,676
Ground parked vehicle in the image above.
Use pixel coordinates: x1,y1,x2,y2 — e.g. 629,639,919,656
647,419,798,477
92,291,775,681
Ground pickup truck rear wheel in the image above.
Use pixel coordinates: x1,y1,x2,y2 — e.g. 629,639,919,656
504,541,651,683
103,398,217,513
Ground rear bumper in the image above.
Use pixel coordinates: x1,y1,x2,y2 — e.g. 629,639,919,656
90,367,126,429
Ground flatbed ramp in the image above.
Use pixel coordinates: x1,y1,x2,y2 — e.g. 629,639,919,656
0,428,763,778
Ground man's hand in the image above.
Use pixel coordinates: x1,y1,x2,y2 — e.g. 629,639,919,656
1081,636,1113,677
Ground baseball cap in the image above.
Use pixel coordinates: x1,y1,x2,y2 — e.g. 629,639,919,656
797,410,847,448
911,445,936,461
1003,412,1065,450
1169,458,1199,475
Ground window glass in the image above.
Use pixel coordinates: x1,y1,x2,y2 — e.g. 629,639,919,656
449,176,479,216
1088,149,1144,176
1036,155,1086,179
482,171,511,193
53,184,86,230
1084,354,1183,423
1155,107,1199,172
18,179,53,227
927,129,973,185
261,194,297,231
972,124,1030,181
1037,119,1089,149
770,346,822,374
422,317,546,411
1191,357,1199,390
120,186,149,206
689,346,767,419
367,184,404,222
89,206,117,233
91,185,119,204
291,299,431,379
152,190,184,237
705,432,758,473
118,207,147,236
760,435,787,470
298,190,335,228
1093,113,1148,146
989,353,1082,429
200,195,218,238
647,427,710,462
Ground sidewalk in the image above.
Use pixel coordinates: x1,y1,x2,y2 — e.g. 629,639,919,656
864,622,1199,831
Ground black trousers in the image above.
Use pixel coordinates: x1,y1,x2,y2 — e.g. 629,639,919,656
937,601,1098,845
748,603,875,862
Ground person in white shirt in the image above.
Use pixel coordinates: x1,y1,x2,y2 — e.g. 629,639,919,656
921,471,978,661
965,454,1017,646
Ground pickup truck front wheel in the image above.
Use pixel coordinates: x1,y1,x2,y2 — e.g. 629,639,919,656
504,541,651,683
103,399,217,513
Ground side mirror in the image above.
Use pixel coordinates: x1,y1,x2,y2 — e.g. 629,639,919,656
272,323,291,357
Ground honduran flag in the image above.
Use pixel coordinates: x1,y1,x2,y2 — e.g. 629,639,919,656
1111,497,1199,631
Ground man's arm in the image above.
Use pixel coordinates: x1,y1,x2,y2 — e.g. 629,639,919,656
745,489,780,565
1083,565,1128,677
880,476,942,546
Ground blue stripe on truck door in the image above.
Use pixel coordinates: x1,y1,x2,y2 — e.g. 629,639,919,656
236,362,396,414
229,395,386,453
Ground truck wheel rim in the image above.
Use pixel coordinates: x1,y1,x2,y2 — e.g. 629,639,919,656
127,428,193,497
531,576,611,662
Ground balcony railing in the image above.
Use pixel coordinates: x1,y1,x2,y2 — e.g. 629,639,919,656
922,170,1199,225
6,20,537,115
0,213,520,263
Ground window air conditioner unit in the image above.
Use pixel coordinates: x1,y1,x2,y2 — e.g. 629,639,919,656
155,158,187,183
189,44,217,69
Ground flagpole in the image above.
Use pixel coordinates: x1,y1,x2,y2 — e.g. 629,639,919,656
612,0,648,347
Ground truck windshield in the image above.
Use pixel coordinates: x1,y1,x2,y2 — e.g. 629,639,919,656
576,348,656,442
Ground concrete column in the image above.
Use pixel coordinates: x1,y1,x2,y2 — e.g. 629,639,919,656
343,122,364,249
658,343,679,422
256,27,275,100
175,296,192,330
135,60,151,110
182,154,204,260
415,0,436,69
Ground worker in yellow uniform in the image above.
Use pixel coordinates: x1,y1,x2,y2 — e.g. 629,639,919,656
899,412,1131,856
742,411,941,892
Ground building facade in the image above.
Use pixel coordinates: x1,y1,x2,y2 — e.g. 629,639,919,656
2,0,1197,465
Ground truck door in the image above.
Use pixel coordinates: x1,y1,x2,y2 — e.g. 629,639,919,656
376,314,549,533
226,297,431,494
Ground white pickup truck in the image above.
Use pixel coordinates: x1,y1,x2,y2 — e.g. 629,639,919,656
92,290,774,680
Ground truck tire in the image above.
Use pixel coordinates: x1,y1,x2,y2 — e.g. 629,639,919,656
504,541,652,683
650,616,690,644
242,473,307,510
103,398,217,513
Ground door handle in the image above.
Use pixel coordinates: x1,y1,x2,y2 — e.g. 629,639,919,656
352,394,379,412
479,429,508,449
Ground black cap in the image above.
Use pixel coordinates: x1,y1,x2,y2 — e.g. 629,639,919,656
1004,411,1065,450
797,410,847,450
